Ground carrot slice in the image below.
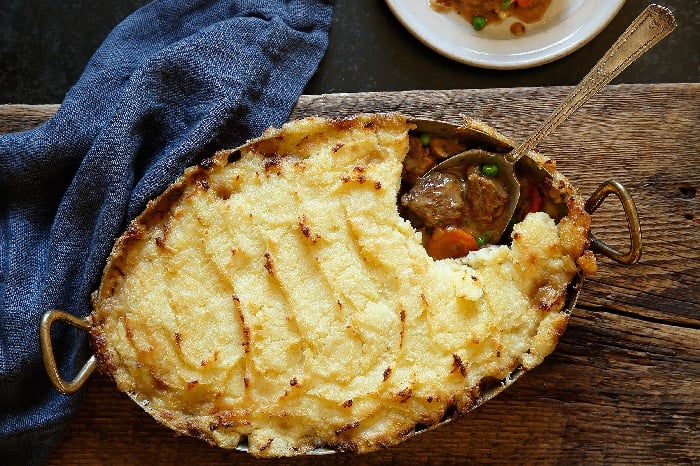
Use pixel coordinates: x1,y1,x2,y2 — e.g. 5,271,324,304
525,184,543,214
426,226,479,259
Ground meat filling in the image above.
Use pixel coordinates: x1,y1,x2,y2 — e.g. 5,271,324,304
464,165,509,223
402,135,466,186
401,156,511,259
402,165,509,229
401,171,464,228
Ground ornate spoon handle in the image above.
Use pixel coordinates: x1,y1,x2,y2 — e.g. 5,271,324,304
506,4,676,164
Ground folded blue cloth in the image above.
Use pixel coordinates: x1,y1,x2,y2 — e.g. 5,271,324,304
0,1,332,463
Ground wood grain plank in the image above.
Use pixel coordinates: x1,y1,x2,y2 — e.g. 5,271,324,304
0,104,59,133
2,83,697,465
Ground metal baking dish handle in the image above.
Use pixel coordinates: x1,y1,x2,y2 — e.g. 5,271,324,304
40,309,96,395
585,178,642,265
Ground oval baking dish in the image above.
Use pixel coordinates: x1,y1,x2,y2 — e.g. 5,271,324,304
41,114,641,456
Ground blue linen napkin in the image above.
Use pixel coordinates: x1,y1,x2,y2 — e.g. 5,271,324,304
0,1,333,464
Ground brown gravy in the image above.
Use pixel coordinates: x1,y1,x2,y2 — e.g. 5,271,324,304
430,0,552,34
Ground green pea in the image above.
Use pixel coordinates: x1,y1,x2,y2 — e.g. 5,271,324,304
472,15,487,31
418,133,431,147
481,163,499,177
476,236,486,247
500,0,513,10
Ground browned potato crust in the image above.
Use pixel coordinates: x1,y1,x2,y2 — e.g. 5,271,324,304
90,113,592,456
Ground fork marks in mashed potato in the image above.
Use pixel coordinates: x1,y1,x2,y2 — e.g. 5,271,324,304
90,113,590,456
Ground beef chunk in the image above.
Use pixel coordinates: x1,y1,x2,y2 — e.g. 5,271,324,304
401,171,464,227
464,166,509,224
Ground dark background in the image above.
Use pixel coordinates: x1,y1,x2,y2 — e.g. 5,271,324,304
1,0,698,105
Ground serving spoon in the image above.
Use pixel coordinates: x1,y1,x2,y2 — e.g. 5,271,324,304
418,4,676,244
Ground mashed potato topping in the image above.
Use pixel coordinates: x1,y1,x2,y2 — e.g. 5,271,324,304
90,113,591,456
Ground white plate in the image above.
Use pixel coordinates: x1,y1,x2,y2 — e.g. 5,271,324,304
385,0,626,69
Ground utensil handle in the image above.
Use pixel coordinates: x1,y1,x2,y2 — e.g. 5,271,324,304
507,4,676,164
40,309,97,394
585,179,642,265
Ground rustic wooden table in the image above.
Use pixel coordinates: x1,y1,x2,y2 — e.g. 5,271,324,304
2,83,698,464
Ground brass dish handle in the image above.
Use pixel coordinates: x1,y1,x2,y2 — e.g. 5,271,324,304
40,309,97,395
585,179,642,265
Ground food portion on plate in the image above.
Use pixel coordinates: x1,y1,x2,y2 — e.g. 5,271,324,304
384,0,626,69
430,0,552,35
89,113,596,456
